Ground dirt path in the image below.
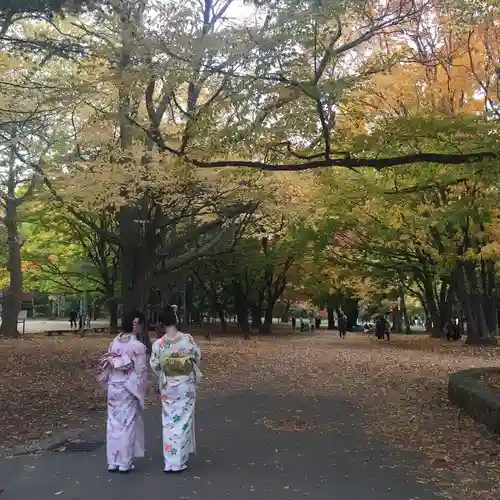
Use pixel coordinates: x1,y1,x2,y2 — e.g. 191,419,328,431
1,331,500,499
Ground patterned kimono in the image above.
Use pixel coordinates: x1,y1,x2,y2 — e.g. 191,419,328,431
150,332,201,472
98,333,148,470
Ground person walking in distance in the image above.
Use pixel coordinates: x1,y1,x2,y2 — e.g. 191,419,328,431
375,315,390,341
338,314,347,339
69,309,78,329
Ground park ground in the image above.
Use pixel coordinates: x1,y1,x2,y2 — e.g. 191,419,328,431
1,329,500,499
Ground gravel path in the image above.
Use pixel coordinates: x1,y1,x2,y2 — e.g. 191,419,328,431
0,391,439,500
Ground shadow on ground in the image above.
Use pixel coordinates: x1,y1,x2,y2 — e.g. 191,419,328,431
0,392,440,500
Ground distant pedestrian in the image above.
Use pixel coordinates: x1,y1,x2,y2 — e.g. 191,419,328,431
69,309,78,329
291,317,296,331
445,320,460,341
375,315,390,341
338,315,347,339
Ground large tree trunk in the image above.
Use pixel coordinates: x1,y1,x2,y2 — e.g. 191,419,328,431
400,291,411,335
108,298,118,334
391,305,403,333
251,305,262,331
117,205,155,354
483,260,497,334
115,1,152,354
261,291,284,334
454,264,478,341
436,281,454,337
119,213,146,311
463,261,489,343
233,281,250,338
237,308,250,337
261,302,274,334
453,263,494,345
327,306,335,330
421,276,441,337
344,297,359,330
119,242,152,350
0,200,22,338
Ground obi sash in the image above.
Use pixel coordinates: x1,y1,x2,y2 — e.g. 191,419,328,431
159,354,195,377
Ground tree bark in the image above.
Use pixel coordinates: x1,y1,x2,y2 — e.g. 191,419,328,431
436,281,454,337
400,290,411,335
483,260,497,334
233,281,250,338
391,305,403,333
115,1,152,354
463,260,489,342
237,308,250,337
454,264,481,343
327,306,335,330
108,298,118,334
261,303,274,334
251,305,262,331
0,199,22,338
421,275,441,337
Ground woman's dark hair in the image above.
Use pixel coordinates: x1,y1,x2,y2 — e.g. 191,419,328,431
121,309,145,333
121,311,135,333
159,305,177,327
135,311,145,325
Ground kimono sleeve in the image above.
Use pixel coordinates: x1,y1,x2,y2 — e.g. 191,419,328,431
134,343,148,386
123,342,148,409
188,335,201,366
149,340,162,376
96,340,114,389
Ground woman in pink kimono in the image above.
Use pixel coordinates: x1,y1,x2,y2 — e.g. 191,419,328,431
150,306,201,473
98,311,148,473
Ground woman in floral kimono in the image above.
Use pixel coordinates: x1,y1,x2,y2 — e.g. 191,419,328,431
150,306,201,473
98,311,148,473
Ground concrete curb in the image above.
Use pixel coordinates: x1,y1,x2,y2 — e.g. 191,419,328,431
448,367,500,434
0,411,106,458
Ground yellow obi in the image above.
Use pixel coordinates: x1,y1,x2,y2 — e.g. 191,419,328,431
159,354,194,377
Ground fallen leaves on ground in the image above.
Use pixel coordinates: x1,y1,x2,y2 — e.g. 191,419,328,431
0,335,109,447
261,416,317,432
484,372,500,390
200,333,500,500
1,331,500,499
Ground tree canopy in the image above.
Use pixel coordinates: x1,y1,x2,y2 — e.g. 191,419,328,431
0,0,498,343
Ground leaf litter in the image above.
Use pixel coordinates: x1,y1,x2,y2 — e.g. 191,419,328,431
1,331,500,499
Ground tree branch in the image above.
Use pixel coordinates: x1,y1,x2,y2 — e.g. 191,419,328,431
157,202,255,257
157,225,237,275
14,172,41,206
384,176,471,194
189,151,498,171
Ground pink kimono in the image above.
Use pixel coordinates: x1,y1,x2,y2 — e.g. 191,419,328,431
98,333,148,471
